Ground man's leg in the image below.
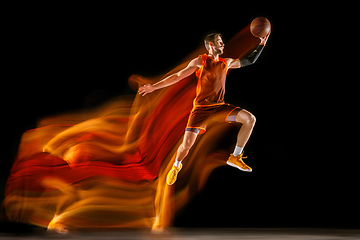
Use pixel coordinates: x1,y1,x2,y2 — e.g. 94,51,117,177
174,130,198,165
235,109,256,149
167,130,198,185
227,109,255,172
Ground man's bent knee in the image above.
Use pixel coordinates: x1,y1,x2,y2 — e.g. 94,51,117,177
236,110,256,126
248,113,256,126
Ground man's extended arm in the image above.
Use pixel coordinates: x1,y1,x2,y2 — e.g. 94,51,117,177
239,45,264,67
138,56,201,96
227,31,270,69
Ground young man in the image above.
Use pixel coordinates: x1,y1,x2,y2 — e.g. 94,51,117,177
138,32,270,185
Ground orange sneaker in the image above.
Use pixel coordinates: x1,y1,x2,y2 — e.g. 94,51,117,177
166,163,182,185
227,153,252,172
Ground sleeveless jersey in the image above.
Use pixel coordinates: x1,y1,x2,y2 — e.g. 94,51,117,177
194,54,228,106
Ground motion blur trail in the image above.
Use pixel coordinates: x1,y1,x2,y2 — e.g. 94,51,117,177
3,24,259,231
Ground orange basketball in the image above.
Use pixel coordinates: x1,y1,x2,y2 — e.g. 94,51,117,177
250,17,271,38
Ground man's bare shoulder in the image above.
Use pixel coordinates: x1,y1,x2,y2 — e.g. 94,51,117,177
225,58,241,69
224,57,236,63
188,56,203,68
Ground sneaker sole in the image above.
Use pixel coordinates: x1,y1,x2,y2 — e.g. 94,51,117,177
166,173,177,185
167,179,176,186
226,161,252,172
166,164,182,185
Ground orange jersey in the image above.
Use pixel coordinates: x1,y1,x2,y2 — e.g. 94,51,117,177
194,54,228,106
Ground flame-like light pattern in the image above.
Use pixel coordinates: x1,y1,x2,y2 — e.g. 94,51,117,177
4,25,259,232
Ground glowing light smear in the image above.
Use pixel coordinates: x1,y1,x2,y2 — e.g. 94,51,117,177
4,25,259,231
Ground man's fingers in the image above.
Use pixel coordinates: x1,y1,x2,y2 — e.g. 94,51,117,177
138,85,150,96
265,30,271,38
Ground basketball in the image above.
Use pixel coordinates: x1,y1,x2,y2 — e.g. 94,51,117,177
250,17,271,38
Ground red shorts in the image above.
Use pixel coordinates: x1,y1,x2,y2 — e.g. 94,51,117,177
186,103,242,134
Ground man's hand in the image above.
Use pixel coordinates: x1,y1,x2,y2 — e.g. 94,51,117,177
260,31,271,46
138,84,155,96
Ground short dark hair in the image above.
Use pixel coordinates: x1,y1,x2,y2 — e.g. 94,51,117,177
204,33,222,51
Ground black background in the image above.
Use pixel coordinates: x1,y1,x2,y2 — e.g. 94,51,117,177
1,2,358,230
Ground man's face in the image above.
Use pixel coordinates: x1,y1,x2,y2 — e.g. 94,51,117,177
213,36,225,55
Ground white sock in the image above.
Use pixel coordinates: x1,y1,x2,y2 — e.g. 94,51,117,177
233,146,243,157
174,160,182,168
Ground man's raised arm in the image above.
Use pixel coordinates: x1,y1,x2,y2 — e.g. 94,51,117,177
226,31,271,70
138,57,201,96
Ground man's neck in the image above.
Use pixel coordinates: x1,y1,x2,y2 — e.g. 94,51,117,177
208,51,219,61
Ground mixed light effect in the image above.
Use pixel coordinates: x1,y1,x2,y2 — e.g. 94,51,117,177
4,25,259,232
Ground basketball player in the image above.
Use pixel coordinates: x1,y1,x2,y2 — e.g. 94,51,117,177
138,32,270,185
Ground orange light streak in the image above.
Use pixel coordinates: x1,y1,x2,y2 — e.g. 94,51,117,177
4,24,259,232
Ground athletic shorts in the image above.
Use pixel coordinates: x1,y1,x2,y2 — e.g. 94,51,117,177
186,103,242,134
